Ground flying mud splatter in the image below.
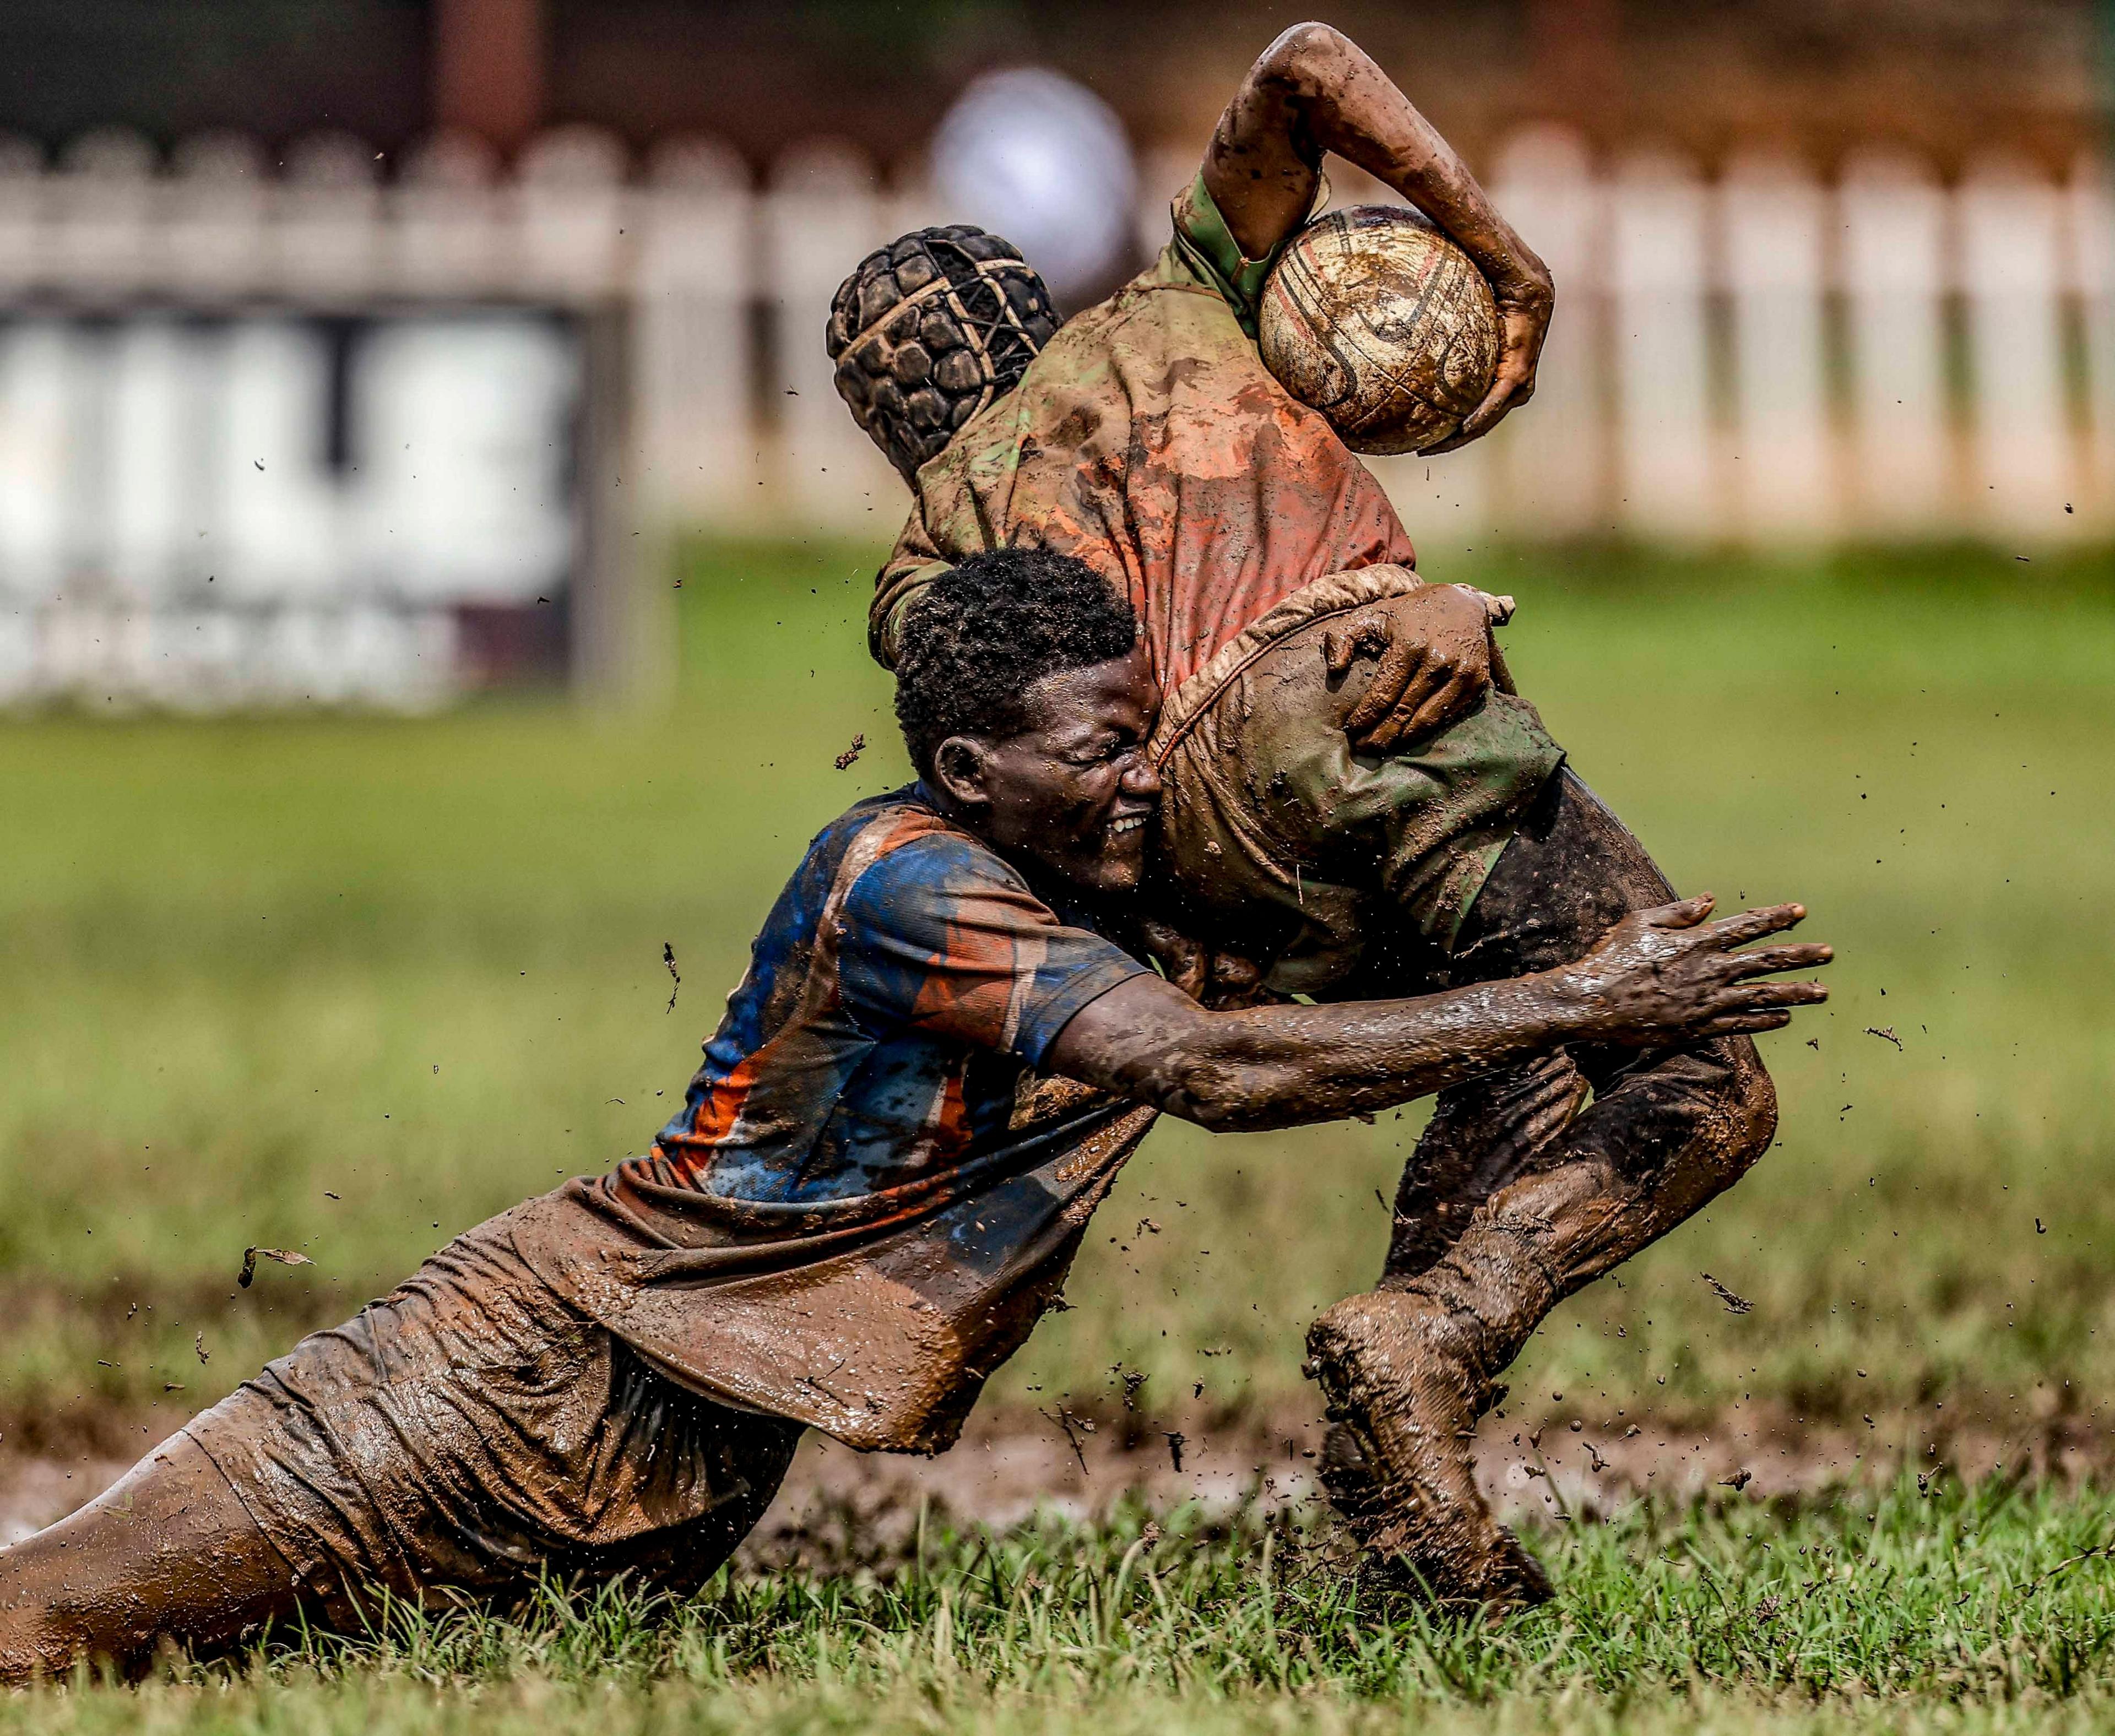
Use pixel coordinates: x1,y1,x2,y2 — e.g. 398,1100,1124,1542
238,1247,314,1288
1700,1273,1753,1315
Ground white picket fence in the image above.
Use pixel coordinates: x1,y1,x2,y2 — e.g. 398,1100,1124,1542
683,129,2115,551
1,122,2110,705
641,127,2115,550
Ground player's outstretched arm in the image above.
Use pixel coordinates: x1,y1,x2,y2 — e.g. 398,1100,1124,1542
1048,897,1829,1134
1203,21,1553,448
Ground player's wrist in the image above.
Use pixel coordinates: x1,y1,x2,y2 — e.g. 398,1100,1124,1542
1531,965,1604,1042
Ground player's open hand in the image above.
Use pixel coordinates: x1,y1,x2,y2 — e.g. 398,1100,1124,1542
1327,582,1501,753
1557,896,1832,1046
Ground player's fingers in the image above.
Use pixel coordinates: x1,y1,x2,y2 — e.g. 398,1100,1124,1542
1697,1011,1796,1036
1344,641,1430,742
1721,943,1834,980
1367,658,1469,751
1353,711,1406,756
1697,903,1807,948
1463,586,1516,626
1322,627,1348,677
1427,386,1514,454
1324,621,1378,677
1430,361,1528,451
1642,894,1716,930
1721,980,1831,1009
1398,666,1481,742
1455,352,1537,443
1138,918,1208,1000
1325,613,1395,680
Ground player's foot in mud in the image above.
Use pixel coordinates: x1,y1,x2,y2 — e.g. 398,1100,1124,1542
1307,1290,1552,1615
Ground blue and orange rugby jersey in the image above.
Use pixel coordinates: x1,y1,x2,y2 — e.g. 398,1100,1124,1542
515,786,1162,1451
613,785,1149,1216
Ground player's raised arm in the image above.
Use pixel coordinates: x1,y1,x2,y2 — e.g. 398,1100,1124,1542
1048,897,1829,1133
1203,21,1553,447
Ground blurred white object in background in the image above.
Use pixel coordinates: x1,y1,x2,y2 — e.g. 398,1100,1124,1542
221,319,338,601
1722,155,1834,542
1961,158,2074,536
765,142,901,532
0,322,72,596
1841,152,1952,536
930,68,1137,306
1610,150,1717,541
351,314,578,603
1489,127,1604,540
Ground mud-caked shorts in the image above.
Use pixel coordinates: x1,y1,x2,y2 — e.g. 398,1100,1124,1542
1151,568,1567,995
185,1203,802,1620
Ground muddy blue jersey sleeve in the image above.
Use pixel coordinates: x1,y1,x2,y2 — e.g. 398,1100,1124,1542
837,831,1149,1067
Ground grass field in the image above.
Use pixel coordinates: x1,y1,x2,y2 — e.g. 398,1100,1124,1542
7,1475,2115,1729
1,536,2112,1723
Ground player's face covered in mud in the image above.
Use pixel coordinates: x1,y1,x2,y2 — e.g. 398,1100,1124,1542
932,643,1162,900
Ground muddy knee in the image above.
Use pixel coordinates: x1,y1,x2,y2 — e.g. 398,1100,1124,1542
1305,1287,1499,1412
1306,1291,1413,1392
1306,1294,1370,1400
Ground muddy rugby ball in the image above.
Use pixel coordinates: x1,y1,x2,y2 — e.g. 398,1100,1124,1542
1258,204,1501,455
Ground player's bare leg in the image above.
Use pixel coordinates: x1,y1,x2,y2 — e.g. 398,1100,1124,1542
0,1433,299,1683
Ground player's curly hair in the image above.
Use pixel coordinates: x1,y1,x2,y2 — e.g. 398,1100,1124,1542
894,547,1138,777
828,227,1062,481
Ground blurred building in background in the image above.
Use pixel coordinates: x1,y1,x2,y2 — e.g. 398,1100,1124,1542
0,0,2107,709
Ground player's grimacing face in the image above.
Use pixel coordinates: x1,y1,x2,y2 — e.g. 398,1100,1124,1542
969,644,1162,900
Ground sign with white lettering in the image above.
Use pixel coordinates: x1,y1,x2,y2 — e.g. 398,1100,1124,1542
0,309,581,708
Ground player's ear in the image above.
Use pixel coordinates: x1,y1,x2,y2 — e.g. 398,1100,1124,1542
930,735,995,811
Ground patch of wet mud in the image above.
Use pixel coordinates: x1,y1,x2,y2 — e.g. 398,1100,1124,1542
4,1407,2104,1567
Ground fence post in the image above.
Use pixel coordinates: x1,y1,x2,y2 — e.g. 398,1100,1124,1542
167,134,270,303
0,321,73,604
389,132,512,299
1490,126,1606,541
1840,153,1954,538
1721,155,1834,543
763,143,902,539
1961,158,2074,539
50,130,156,303
219,318,339,601
571,304,674,712
2067,151,2115,526
516,126,629,303
274,133,383,306
0,137,43,302
0,145,62,698
513,126,670,712
635,140,758,531
107,319,214,602
1610,150,1718,541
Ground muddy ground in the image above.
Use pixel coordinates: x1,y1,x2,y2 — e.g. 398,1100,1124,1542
4,1402,2103,1568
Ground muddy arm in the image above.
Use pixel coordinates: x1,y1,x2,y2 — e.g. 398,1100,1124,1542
1202,21,1553,447
1047,898,1827,1134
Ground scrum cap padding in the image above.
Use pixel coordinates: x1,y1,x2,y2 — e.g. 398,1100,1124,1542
828,226,1061,478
